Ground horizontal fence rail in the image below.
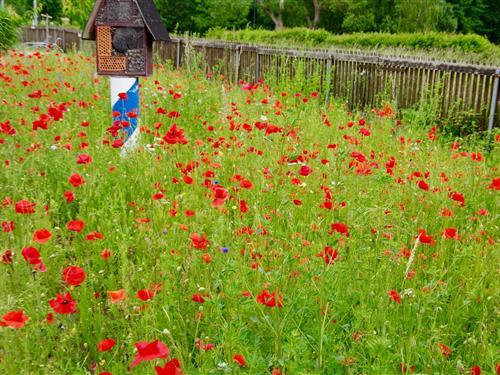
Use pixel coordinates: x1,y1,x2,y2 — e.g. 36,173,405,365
19,28,500,131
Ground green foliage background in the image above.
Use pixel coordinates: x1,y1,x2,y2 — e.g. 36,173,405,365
2,0,499,44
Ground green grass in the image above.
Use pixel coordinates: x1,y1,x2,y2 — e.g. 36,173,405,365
0,49,498,374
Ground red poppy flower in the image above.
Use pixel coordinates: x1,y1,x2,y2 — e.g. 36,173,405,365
152,192,164,200
21,247,39,265
130,340,169,368
97,338,116,352
137,289,155,301
400,363,416,373
2,221,15,232
417,229,435,246
108,289,126,303
233,354,247,366
441,208,453,217
239,200,249,213
329,222,349,237
388,290,401,304
33,229,52,244
1,250,13,265
0,310,29,329
196,339,214,351
45,313,55,324
101,249,112,260
85,231,104,241
441,228,461,240
438,342,452,357
49,292,77,314
62,266,86,286
417,180,429,191
69,173,85,187
212,186,229,207
449,191,465,206
77,154,92,164
163,124,187,145
298,165,312,177
320,246,338,265
67,220,85,232
118,92,128,100
351,151,366,162
470,152,483,161
256,289,283,308
64,190,75,202
15,200,36,214
470,365,481,375
192,294,206,303
155,358,183,375
488,177,500,190
190,233,210,250
112,139,124,148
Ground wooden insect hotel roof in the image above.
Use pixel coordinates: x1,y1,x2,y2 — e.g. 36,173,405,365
82,0,170,42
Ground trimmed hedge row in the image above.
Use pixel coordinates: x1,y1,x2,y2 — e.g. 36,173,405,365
0,10,18,51
206,28,500,62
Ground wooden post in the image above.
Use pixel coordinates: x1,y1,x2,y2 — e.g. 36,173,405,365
325,57,332,107
234,45,241,84
176,39,181,69
488,69,499,134
255,50,260,81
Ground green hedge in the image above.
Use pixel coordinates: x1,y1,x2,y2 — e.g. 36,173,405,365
206,28,500,63
0,10,18,51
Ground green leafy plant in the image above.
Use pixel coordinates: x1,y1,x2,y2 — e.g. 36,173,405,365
0,9,19,51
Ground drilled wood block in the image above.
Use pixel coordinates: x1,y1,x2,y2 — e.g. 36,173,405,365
96,26,112,56
99,56,126,71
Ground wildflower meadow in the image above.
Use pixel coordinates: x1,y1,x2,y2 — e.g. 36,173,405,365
0,50,498,374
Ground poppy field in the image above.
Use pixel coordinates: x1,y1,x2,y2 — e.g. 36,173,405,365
0,49,498,375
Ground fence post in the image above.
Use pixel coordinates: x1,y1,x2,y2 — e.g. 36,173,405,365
234,45,241,84
255,49,260,82
487,69,499,134
325,57,332,107
175,39,181,69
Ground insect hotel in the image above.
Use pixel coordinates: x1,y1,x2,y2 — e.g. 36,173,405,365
81,0,170,154
82,0,170,76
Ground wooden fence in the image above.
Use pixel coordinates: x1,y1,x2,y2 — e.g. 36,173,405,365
20,26,82,52
156,38,500,131
20,28,500,130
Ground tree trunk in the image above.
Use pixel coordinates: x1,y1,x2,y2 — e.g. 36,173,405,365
256,0,285,30
304,0,321,29
312,0,321,29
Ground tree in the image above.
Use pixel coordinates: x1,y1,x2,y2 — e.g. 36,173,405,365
394,0,457,33
193,0,252,32
5,0,32,17
256,0,286,29
153,0,198,33
256,0,322,29
40,0,63,21
341,0,377,32
62,0,93,28
448,0,499,43
302,0,322,29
